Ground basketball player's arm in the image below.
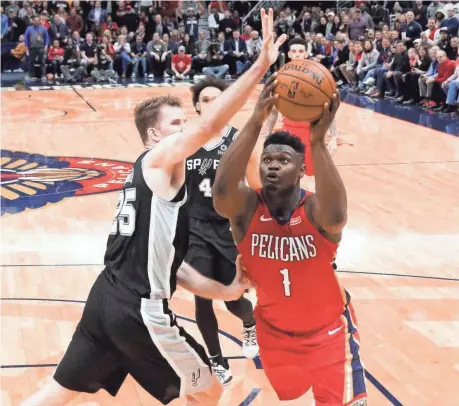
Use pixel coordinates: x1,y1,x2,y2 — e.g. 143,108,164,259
177,261,252,301
213,75,277,219
145,9,287,169
309,93,347,235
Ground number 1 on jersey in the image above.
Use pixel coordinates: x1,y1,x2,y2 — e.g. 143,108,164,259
199,178,212,197
280,268,291,297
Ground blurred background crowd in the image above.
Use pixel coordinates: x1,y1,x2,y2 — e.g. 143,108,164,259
1,0,458,114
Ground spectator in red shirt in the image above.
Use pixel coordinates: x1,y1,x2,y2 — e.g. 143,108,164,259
167,45,194,80
103,15,119,33
430,50,457,109
48,39,65,76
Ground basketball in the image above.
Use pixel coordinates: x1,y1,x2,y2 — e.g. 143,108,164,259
274,59,336,122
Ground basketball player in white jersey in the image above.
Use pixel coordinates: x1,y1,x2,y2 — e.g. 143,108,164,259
20,9,286,406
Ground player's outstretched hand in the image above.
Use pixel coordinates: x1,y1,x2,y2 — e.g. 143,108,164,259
224,255,254,301
258,9,287,68
253,72,278,124
310,90,341,145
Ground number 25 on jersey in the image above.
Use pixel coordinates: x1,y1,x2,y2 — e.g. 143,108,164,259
111,188,136,236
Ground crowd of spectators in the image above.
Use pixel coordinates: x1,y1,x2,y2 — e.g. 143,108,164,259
1,1,458,114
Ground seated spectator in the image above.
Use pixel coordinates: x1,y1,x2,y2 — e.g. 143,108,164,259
48,39,64,77
355,39,380,92
193,31,210,72
135,23,147,43
7,34,27,71
91,42,116,83
202,42,229,79
50,13,69,46
114,34,132,79
166,45,194,80
441,7,459,37
147,32,167,78
181,33,194,55
246,30,263,63
331,39,349,86
429,50,456,109
439,56,459,114
80,32,97,75
101,34,115,61
168,29,181,54
66,8,83,35
71,30,83,46
340,41,361,86
401,45,431,104
227,29,249,76
103,15,119,33
438,28,454,56
365,37,393,95
24,15,49,82
418,46,439,107
448,36,458,60
130,34,148,78
61,37,84,83
421,17,440,46
241,25,252,41
385,41,411,101
314,16,327,36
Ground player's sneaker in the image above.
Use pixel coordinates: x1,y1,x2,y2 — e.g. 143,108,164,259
242,324,259,358
211,360,233,386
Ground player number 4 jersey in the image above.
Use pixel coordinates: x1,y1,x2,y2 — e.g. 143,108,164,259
237,190,347,334
185,125,238,221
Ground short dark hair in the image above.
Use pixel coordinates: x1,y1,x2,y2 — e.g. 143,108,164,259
264,131,305,155
190,76,229,113
134,96,182,144
288,38,307,50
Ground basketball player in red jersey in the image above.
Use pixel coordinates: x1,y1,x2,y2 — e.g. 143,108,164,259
213,75,367,405
265,38,338,191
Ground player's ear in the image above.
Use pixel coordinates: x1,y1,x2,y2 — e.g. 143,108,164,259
147,127,161,143
195,102,201,114
299,162,305,179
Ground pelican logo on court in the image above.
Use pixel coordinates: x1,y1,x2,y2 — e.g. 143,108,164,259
0,150,133,215
198,158,213,176
287,81,299,99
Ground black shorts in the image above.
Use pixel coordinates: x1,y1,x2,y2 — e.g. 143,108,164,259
54,272,212,404
185,218,238,286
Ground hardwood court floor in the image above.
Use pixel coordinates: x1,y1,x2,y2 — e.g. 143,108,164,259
1,85,459,406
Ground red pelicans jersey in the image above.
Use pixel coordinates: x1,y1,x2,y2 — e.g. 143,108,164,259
237,190,346,333
282,117,314,176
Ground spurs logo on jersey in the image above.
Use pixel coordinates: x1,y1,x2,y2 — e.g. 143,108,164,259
186,125,239,221
251,233,317,262
198,158,213,175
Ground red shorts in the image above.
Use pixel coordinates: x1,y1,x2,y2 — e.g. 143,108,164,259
255,304,367,405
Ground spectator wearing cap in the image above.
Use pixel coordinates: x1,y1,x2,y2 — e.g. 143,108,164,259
166,44,194,80
385,41,411,101
66,8,83,34
418,46,440,107
24,14,49,82
4,8,23,43
439,56,459,114
147,32,168,78
421,17,440,46
349,9,368,41
438,28,453,55
401,11,422,48
325,12,335,37
441,7,459,36
88,1,107,35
